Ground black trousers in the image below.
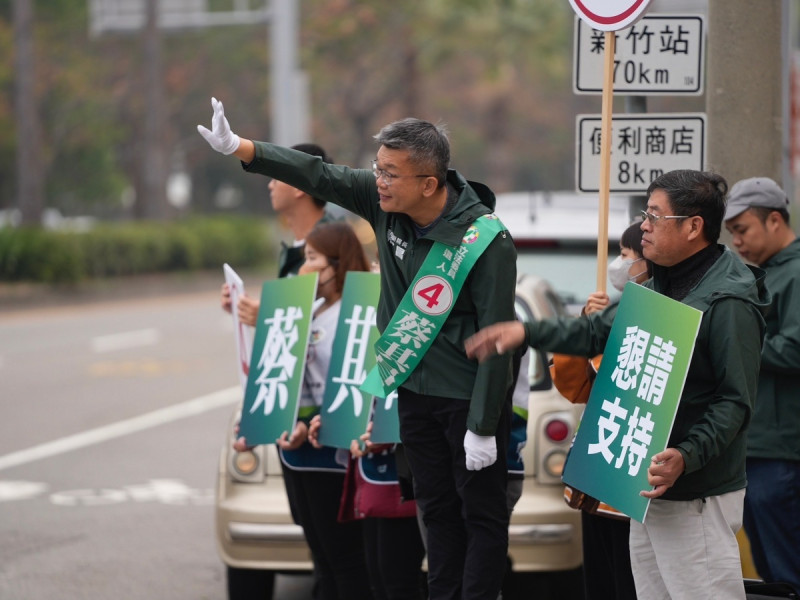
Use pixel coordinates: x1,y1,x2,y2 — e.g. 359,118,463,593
284,468,373,600
398,389,510,600
363,516,426,600
580,511,637,600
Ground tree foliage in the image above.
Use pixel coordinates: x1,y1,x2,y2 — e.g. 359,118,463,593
1,0,600,220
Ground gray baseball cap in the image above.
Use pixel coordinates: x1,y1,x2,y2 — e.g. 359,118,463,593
724,177,789,221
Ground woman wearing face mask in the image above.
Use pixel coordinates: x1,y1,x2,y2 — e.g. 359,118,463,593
608,225,650,293
236,221,374,600
550,221,651,600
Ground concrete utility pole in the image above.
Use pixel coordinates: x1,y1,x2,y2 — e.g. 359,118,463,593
706,0,784,186
270,0,308,147
138,0,168,219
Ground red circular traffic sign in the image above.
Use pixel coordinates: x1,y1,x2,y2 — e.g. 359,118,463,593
568,0,653,31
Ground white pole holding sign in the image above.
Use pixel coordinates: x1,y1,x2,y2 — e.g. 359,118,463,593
568,0,653,293
596,32,615,293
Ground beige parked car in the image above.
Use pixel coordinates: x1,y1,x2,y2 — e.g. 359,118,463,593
214,270,585,600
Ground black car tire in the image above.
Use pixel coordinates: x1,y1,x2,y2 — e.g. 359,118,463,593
503,567,585,600
227,566,276,600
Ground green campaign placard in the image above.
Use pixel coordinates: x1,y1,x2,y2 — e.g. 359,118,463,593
238,274,318,446
318,272,381,449
368,390,400,444
561,282,702,523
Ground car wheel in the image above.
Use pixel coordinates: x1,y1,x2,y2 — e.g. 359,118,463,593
226,566,276,600
503,567,585,600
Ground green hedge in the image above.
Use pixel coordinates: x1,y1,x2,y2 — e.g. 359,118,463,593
0,216,276,283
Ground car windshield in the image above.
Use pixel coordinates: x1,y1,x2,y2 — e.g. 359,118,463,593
517,248,619,314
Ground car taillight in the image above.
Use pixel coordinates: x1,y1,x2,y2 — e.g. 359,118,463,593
545,418,570,442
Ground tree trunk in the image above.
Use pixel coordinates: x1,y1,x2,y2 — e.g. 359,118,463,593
14,0,45,225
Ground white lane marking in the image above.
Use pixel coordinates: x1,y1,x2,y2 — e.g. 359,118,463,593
91,328,161,353
0,386,240,472
0,480,49,502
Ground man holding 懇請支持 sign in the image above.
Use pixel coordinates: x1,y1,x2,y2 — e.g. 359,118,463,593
466,169,771,600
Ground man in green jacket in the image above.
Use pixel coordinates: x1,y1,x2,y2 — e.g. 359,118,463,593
220,143,337,325
199,98,517,600
724,177,800,595
467,170,769,600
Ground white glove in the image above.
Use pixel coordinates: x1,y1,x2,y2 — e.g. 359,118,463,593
197,97,241,155
464,430,497,471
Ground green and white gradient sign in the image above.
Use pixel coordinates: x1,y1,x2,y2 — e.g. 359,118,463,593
562,283,702,522
318,272,382,449
238,274,317,445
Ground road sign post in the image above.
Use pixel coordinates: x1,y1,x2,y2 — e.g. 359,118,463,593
567,0,653,32
567,0,654,292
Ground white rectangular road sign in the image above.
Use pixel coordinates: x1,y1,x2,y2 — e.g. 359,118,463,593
576,113,706,194
573,14,705,95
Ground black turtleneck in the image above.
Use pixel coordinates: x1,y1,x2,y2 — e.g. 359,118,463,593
651,243,723,301
413,183,457,239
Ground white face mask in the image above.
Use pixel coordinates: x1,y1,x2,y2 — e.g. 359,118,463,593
608,256,644,292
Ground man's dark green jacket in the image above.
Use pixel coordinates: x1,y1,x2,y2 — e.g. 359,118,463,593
523,246,769,501
244,143,517,436
749,237,800,461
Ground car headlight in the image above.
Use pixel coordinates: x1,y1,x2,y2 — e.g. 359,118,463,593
232,450,260,477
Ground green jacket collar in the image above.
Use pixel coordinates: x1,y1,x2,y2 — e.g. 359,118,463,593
762,236,800,268
648,245,770,314
416,169,496,247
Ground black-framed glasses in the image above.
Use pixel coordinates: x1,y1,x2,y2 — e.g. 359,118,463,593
372,160,433,187
640,210,690,225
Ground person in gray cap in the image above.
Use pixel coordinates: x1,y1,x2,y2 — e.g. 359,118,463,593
724,176,800,595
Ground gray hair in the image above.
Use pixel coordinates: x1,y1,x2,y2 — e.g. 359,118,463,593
374,118,450,188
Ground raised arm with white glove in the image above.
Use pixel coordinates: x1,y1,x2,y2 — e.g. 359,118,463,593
464,430,497,471
197,97,241,155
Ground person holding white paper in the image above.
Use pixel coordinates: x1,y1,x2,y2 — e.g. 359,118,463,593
236,221,373,600
220,142,337,326
221,142,339,597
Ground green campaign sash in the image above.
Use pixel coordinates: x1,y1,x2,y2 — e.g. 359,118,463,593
561,283,702,523
361,213,506,398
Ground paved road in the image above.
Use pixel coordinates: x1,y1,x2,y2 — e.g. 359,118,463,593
0,273,312,599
